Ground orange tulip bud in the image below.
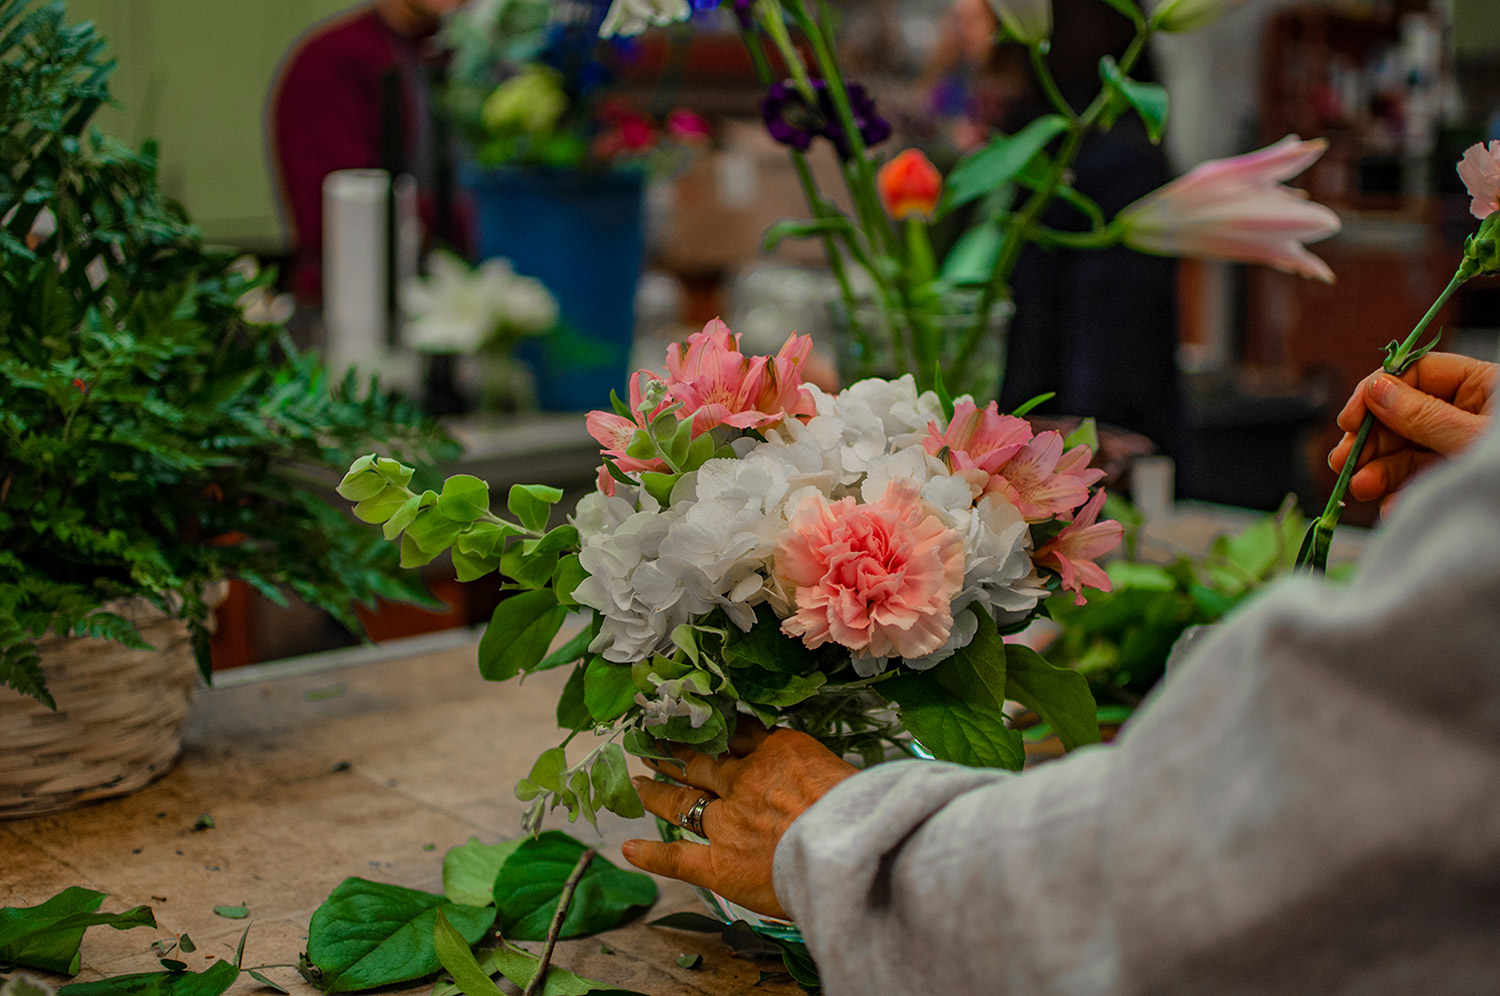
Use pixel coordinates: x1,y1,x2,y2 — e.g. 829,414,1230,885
878,149,942,220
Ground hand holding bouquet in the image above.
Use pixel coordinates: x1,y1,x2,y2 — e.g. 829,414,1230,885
339,322,1120,831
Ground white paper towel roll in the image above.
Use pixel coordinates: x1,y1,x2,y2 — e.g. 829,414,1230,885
322,168,419,388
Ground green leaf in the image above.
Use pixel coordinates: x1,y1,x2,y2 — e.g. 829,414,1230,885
456,520,525,559
942,115,1070,213
336,465,385,502
552,555,588,608
432,911,504,996
382,491,433,541
508,484,563,533
405,506,464,556
638,472,676,507
539,626,593,674
3,975,56,996
477,591,567,681
480,944,647,996
1097,0,1143,24
759,216,855,252
245,971,288,994
556,663,591,730
510,526,580,590
452,546,502,583
1099,57,1169,143
621,730,684,769
400,533,440,569
674,954,702,969
57,959,239,996
443,837,523,907
211,906,248,920
303,879,496,993
940,219,1005,285
492,832,657,941
589,744,644,819
520,748,570,797
374,458,415,488
437,475,491,523
1063,416,1098,451
583,657,638,724
932,366,956,422
0,888,157,975
1003,643,1102,751
352,485,410,525
728,666,826,707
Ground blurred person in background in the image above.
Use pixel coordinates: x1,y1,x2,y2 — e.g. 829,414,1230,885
270,0,472,305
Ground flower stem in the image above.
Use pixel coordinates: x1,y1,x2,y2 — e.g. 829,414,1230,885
1029,43,1076,121
1295,267,1469,571
520,847,594,996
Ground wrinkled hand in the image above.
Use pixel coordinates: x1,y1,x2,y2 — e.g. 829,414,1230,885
621,719,856,920
1329,353,1497,510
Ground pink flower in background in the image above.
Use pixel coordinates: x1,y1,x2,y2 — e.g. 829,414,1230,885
665,319,817,434
1457,142,1500,220
1035,489,1123,606
924,400,1033,475
1117,135,1342,283
665,108,712,143
988,432,1099,521
774,481,965,661
586,370,670,482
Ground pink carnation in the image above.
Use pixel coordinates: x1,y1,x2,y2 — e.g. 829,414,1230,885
1035,489,1124,606
923,399,1033,475
773,481,965,661
988,431,1104,521
666,319,817,435
1457,141,1500,220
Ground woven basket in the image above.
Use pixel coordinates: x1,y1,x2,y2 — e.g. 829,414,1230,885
0,599,204,819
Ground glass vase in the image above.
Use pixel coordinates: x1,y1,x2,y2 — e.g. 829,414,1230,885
830,290,1014,404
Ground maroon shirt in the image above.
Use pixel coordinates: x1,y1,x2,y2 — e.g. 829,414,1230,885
270,6,466,303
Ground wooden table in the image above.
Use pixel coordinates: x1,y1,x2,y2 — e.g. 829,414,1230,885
0,631,801,996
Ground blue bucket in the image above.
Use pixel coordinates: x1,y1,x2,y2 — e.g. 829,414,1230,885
461,164,645,412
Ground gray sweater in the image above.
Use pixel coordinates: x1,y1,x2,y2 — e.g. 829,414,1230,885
774,420,1500,995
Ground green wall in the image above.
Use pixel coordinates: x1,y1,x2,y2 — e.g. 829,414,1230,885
68,0,361,250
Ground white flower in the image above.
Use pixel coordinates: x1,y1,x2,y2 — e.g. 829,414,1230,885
599,0,690,37
836,375,946,448
401,251,557,353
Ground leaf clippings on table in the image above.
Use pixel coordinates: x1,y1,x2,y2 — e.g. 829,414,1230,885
191,814,214,832
672,954,702,970
1,973,57,996
158,960,186,972
176,936,195,954
56,958,239,996
211,906,248,920
482,944,647,996
431,912,504,996
491,832,657,942
442,837,522,907
303,878,496,992
646,913,723,933
0,888,158,974
245,971,288,995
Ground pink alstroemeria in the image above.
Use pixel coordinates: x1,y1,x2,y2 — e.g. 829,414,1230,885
1457,142,1500,220
1118,135,1342,284
586,370,670,490
988,431,1097,521
665,319,817,434
1035,489,1124,606
923,399,1033,475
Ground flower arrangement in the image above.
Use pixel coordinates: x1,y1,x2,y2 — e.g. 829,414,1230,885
598,0,1341,401
443,0,711,173
0,4,454,707
340,320,1119,831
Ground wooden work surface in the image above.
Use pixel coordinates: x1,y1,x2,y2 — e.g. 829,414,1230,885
0,632,801,996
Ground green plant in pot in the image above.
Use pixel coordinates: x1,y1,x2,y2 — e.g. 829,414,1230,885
0,1,454,811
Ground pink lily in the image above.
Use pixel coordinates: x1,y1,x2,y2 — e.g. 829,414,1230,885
665,319,817,434
1118,135,1342,283
924,399,1033,476
1035,489,1124,606
1457,141,1500,220
987,431,1094,521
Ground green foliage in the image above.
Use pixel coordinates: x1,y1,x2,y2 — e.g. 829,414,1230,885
431,912,505,996
0,2,454,705
443,838,524,907
490,832,657,942
0,887,156,975
302,879,496,993
1048,497,1316,706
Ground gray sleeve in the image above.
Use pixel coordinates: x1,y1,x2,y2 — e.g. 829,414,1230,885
773,423,1500,996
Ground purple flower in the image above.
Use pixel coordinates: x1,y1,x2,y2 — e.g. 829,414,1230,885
760,78,892,160
760,80,824,152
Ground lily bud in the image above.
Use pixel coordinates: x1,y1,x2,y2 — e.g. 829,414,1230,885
985,0,1051,45
878,149,943,220
1152,0,1251,33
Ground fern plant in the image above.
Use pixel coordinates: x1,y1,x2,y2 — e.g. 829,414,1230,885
0,0,457,707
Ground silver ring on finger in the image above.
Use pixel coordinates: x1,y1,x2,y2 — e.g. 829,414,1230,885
678,795,713,839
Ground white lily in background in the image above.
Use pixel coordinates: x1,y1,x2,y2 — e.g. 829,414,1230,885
599,0,691,38
401,251,558,354
1151,0,1252,33
986,0,1051,45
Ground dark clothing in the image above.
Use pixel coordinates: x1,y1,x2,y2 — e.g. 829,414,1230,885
270,7,464,302
999,122,1184,464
